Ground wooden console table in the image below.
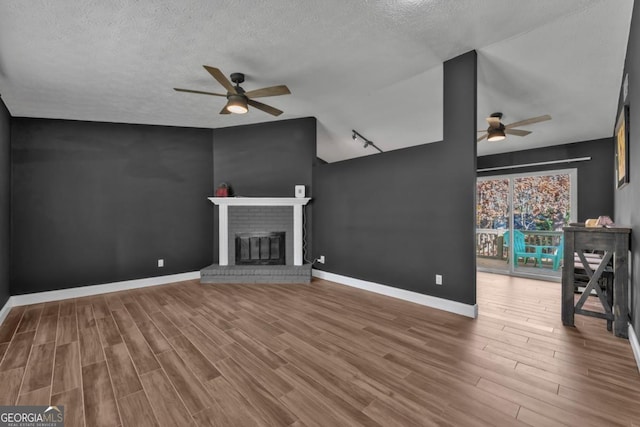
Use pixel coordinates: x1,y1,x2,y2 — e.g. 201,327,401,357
561,226,631,338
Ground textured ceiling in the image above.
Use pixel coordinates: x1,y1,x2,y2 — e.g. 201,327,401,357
0,0,633,162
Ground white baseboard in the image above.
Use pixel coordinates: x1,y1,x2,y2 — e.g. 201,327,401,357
9,271,200,307
312,269,478,318
0,297,13,327
630,323,640,374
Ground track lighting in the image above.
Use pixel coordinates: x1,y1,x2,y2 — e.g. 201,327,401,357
351,129,384,153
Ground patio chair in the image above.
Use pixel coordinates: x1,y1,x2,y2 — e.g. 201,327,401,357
540,234,564,271
504,230,542,267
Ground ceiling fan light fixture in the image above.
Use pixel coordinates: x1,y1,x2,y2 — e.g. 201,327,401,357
487,128,506,142
226,94,248,114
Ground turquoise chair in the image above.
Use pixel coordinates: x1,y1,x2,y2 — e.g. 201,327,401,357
541,234,564,271
504,230,542,267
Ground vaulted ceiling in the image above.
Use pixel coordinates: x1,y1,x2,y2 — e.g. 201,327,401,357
0,0,633,162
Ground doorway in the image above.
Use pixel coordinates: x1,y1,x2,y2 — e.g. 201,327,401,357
476,169,577,279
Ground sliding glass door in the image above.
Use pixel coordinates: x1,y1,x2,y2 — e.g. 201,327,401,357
476,169,576,279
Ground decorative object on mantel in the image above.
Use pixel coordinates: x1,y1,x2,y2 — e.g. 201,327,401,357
615,105,630,189
215,182,230,197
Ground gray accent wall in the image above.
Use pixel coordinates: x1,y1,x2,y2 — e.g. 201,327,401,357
11,118,213,295
0,98,10,308
212,117,317,263
478,138,614,221
616,0,640,337
312,51,477,305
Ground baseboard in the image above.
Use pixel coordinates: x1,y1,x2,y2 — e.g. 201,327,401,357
312,269,478,318
630,323,640,374
10,271,200,307
0,297,13,327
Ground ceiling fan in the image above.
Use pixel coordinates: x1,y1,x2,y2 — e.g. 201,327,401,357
174,66,290,116
477,112,551,142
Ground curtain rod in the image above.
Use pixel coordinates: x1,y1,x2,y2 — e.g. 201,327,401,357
477,156,591,173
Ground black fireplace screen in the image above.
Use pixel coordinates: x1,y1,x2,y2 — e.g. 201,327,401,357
235,232,286,265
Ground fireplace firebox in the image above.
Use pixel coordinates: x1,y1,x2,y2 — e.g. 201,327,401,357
235,232,286,265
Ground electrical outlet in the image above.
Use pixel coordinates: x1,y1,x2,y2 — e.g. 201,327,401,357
158,259,164,268
435,274,443,285
318,255,325,264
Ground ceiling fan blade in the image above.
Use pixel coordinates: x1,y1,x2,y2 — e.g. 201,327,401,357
477,133,488,142
505,114,551,129
174,88,226,97
486,116,501,128
244,85,291,98
219,106,231,115
505,128,531,137
203,66,237,95
247,99,283,116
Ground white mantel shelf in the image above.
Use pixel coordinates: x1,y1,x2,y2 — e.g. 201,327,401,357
208,197,311,206
208,197,311,266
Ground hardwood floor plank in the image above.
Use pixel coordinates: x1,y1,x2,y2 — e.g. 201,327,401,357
104,342,142,398
156,350,211,415
180,324,226,362
18,386,51,405
52,387,84,427
34,314,59,344
16,306,43,334
0,330,36,371
140,369,193,427
0,342,8,361
96,316,123,347
118,390,159,427
149,311,181,338
120,327,160,374
215,357,296,426
221,342,292,397
104,294,126,312
42,301,60,317
136,320,171,354
56,315,78,345
79,326,105,366
198,376,270,427
124,302,150,325
225,328,287,369
82,361,120,427
76,304,96,330
0,307,26,343
58,300,76,317
0,367,25,405
92,298,111,319
22,341,55,393
168,334,220,382
52,341,81,395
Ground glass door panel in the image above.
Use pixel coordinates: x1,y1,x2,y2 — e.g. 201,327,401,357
512,173,571,277
476,178,510,274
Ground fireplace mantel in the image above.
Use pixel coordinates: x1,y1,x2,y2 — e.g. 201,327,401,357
208,197,311,206
209,197,311,266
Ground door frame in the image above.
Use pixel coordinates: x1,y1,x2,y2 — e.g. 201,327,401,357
476,168,578,280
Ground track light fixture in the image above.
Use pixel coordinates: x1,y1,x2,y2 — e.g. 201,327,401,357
351,130,384,153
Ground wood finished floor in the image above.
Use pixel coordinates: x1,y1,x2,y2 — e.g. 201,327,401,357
0,272,639,426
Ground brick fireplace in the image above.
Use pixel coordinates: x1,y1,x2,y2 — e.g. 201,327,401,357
200,197,312,284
